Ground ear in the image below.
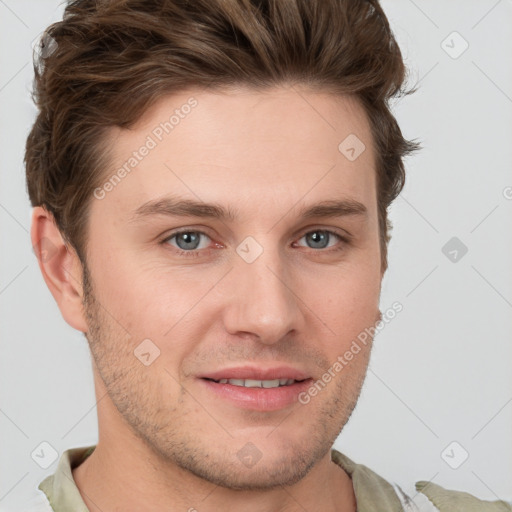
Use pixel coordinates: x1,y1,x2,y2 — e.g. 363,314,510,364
31,206,88,332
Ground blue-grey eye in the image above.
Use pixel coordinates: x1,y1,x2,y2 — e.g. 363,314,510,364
302,230,338,249
171,231,205,250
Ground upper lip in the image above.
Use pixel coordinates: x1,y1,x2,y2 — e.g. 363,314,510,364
198,366,311,381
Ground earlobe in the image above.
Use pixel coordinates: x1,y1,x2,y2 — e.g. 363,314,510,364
31,206,88,333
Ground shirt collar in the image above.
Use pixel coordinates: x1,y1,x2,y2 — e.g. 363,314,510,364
38,445,95,512
331,448,403,511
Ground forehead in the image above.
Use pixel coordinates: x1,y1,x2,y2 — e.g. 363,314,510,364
95,85,377,223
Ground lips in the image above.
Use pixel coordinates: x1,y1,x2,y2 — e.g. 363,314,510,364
197,365,311,382
206,378,298,388
196,366,313,411
199,376,313,411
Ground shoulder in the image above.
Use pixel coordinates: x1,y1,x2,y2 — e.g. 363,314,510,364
331,448,512,512
410,480,512,512
392,479,512,511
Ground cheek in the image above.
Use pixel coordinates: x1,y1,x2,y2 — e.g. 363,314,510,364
303,265,381,343
90,251,218,350
87,248,164,335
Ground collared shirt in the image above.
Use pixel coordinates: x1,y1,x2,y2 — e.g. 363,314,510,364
9,444,512,511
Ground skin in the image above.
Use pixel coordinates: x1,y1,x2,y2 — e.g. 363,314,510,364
32,84,384,512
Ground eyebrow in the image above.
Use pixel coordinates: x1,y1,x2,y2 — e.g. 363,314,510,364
129,195,368,223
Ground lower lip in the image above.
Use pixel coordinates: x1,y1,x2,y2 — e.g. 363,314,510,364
199,378,313,411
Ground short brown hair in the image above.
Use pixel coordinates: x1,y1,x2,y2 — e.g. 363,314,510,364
25,0,420,272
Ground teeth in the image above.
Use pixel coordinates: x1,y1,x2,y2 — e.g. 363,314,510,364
215,378,297,388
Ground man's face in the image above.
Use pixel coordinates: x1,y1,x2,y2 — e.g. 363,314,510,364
81,85,382,489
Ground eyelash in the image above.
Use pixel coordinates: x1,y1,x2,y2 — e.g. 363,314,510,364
160,228,350,259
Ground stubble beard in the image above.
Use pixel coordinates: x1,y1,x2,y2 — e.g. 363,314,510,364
79,261,371,491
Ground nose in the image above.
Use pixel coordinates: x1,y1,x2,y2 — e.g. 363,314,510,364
221,243,303,345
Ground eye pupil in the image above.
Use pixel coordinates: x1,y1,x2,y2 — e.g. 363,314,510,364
176,232,200,250
306,231,329,249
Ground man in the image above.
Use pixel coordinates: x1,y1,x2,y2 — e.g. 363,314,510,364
20,0,511,511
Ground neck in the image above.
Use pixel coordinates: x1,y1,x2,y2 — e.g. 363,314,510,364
72,436,356,512
72,373,357,512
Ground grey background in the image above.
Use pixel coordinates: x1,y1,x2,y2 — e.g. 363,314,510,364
1,0,511,507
